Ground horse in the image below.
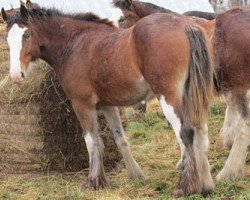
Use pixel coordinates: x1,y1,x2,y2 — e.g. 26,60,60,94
1,4,213,196
114,0,216,112
114,0,215,168
213,7,250,181
114,0,250,181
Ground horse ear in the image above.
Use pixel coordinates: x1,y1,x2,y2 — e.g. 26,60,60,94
26,0,32,9
20,4,28,20
1,8,8,22
113,0,133,11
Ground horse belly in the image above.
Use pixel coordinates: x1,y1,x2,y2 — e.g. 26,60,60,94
97,76,153,107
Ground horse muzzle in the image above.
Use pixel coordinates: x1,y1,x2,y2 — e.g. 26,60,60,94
10,72,25,84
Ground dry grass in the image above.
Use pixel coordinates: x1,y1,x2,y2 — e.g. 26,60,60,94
0,100,249,199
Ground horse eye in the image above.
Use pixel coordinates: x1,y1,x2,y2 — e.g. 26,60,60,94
24,32,31,39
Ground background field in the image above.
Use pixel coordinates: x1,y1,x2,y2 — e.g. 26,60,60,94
0,99,249,200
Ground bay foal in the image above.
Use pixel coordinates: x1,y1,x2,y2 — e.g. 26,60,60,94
1,5,213,196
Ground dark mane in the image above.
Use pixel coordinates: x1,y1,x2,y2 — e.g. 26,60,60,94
7,7,114,27
136,2,173,14
113,0,173,13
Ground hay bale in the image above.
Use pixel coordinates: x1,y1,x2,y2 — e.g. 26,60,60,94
0,24,122,174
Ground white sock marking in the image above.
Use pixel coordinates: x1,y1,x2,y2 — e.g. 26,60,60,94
84,132,94,155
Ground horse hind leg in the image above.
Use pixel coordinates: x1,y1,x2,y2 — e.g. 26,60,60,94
193,124,214,194
159,95,201,196
217,92,250,180
101,106,145,179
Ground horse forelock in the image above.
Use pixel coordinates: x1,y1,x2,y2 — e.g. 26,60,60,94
6,11,28,28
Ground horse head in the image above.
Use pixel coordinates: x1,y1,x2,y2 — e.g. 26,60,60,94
113,0,140,28
1,4,39,83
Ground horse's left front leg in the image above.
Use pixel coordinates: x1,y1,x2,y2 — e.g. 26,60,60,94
72,99,108,190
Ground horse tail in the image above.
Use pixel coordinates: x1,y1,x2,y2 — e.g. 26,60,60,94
184,27,212,126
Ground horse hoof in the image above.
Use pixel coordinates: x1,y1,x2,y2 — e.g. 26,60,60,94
216,169,243,181
171,184,201,197
201,184,214,195
128,172,146,180
81,177,108,190
216,172,226,181
171,188,184,197
176,159,183,170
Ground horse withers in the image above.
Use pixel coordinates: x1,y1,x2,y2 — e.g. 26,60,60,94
1,4,213,196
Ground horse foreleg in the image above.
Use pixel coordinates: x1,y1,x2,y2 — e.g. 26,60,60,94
101,106,145,179
72,100,108,190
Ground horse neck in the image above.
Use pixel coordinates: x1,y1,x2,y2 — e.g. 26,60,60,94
33,18,73,67
134,3,155,18
33,17,115,73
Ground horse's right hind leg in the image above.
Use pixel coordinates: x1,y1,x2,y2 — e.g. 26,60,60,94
159,95,201,196
101,106,145,179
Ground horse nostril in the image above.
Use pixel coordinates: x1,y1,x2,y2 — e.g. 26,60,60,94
21,72,25,79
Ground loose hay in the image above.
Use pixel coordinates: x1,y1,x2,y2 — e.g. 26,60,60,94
0,24,122,174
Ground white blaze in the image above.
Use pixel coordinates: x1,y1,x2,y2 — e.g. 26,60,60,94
7,24,27,82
